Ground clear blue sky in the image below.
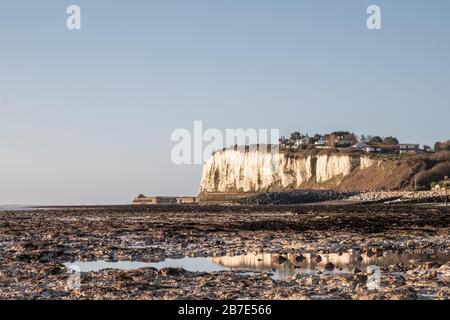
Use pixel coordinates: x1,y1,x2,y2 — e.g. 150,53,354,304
0,0,449,205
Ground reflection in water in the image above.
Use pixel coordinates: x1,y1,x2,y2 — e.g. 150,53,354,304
65,251,449,280
212,251,449,279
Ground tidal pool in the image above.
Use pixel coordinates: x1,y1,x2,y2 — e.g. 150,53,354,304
64,251,449,280
64,257,226,273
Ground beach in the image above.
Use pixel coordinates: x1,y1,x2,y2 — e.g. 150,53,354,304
0,204,448,300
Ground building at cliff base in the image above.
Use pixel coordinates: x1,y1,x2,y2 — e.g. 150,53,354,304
133,195,198,204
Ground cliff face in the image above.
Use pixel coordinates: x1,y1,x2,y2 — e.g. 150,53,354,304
199,149,377,193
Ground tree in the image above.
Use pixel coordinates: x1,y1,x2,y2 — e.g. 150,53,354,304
313,134,322,141
368,136,383,145
383,136,399,145
331,131,351,136
290,132,302,141
360,134,366,142
434,142,441,152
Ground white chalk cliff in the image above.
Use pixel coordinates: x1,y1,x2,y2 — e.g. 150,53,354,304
199,148,376,193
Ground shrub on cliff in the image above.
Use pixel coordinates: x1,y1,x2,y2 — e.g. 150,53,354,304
383,136,399,145
434,140,450,152
415,160,450,190
368,136,383,145
428,151,450,162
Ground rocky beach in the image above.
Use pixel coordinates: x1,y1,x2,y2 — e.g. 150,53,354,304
0,204,448,300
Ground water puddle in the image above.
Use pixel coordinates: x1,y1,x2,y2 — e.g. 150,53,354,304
65,257,226,273
65,251,449,280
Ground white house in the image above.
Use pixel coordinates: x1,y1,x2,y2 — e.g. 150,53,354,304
365,146,382,153
352,142,367,150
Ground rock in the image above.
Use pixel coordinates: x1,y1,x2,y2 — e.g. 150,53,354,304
315,255,322,263
353,274,368,283
324,262,335,271
16,253,32,262
273,255,287,264
305,276,319,286
295,254,305,262
48,266,65,275
157,268,187,276
395,275,406,286
425,262,438,270
352,268,362,274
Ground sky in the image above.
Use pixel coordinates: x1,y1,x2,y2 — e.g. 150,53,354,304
0,0,449,205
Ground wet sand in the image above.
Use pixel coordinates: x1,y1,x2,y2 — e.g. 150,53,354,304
0,204,448,300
